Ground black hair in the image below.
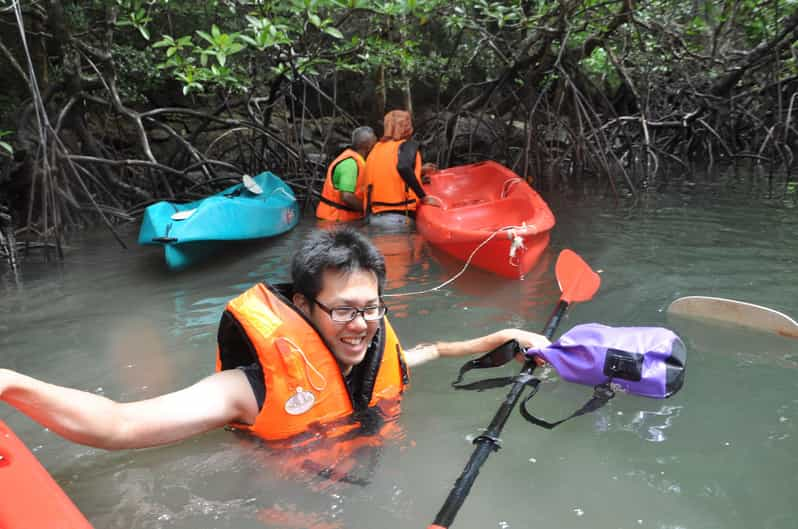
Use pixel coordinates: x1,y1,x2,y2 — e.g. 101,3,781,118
291,227,386,301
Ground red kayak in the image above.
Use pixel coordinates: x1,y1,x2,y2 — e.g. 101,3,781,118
417,161,555,279
0,419,93,529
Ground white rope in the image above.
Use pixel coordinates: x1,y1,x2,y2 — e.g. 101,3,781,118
508,230,526,266
500,177,522,198
275,336,327,391
383,224,531,298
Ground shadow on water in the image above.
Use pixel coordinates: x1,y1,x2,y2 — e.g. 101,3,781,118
134,235,292,280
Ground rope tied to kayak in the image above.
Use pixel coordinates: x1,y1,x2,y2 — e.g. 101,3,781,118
384,225,532,298
500,177,523,198
508,230,526,266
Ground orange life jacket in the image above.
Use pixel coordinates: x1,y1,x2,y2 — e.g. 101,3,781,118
316,149,367,221
215,283,409,443
363,139,421,215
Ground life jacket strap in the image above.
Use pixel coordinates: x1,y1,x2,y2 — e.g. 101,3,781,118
371,198,417,207
314,190,362,212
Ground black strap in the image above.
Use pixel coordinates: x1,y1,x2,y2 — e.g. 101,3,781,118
451,340,522,390
371,198,417,207
520,382,615,429
364,184,373,223
452,376,517,391
314,190,362,212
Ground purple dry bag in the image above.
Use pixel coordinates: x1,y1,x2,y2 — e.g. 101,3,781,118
527,323,686,399
450,323,686,430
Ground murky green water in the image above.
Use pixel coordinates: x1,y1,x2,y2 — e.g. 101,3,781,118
1,170,797,529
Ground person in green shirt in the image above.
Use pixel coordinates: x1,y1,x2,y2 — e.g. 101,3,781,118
316,127,377,221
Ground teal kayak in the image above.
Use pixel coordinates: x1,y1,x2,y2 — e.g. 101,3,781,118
138,171,300,270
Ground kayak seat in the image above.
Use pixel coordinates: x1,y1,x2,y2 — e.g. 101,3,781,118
450,198,487,209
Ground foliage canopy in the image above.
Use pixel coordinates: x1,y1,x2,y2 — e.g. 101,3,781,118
0,0,796,260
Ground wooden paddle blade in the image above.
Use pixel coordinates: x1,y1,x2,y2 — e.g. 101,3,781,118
667,296,798,338
555,249,600,303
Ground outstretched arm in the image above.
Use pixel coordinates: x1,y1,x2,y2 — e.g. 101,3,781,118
0,368,259,450
403,329,550,368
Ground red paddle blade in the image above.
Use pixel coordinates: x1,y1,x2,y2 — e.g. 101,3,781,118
555,249,600,303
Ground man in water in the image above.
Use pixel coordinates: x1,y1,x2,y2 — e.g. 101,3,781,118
316,127,377,222
0,227,548,449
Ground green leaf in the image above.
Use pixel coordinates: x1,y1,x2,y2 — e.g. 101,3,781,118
323,26,344,39
138,25,150,40
309,13,322,28
152,37,173,48
239,35,258,47
196,30,213,45
0,141,12,156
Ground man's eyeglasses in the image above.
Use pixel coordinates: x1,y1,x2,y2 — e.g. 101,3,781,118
312,298,387,323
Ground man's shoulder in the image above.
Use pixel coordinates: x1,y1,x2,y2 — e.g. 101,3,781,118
334,156,358,171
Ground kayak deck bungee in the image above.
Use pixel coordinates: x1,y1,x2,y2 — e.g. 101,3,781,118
138,171,300,270
0,419,93,528
417,161,555,279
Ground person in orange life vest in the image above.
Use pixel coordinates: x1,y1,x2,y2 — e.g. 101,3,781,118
0,227,550,450
363,110,439,216
316,127,378,221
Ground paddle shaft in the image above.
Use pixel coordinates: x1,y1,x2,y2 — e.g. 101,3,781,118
429,300,570,529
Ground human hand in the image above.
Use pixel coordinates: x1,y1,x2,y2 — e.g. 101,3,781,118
495,329,550,365
403,343,439,367
496,329,550,350
421,162,438,176
421,195,443,207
